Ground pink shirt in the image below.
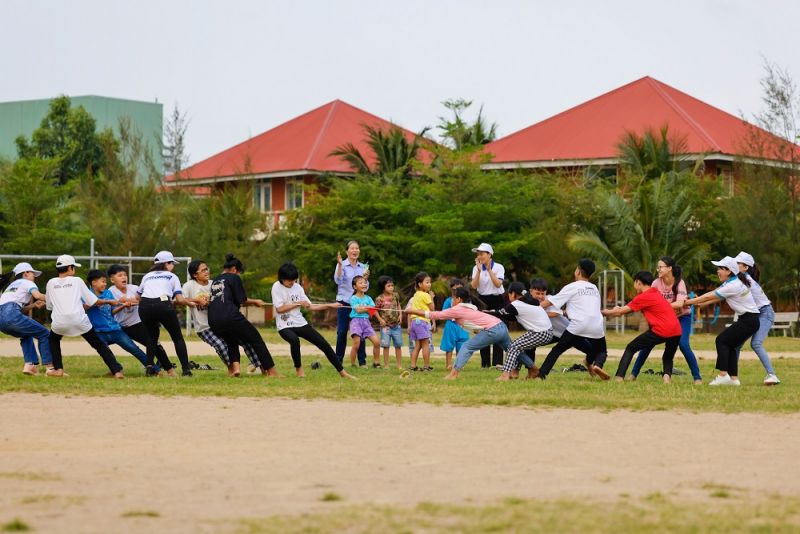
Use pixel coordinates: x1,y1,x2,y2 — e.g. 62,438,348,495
429,304,501,330
651,278,689,317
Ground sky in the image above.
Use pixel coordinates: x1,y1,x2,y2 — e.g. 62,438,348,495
2,0,799,165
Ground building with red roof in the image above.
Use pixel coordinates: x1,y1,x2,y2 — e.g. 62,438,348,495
482,76,797,178
166,99,424,226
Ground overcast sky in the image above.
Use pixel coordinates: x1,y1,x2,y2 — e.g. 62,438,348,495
2,0,798,165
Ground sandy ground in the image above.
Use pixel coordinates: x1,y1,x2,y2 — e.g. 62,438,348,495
1,393,799,534
1,337,798,361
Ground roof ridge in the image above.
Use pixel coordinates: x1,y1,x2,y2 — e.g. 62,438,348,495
645,78,721,151
303,100,339,170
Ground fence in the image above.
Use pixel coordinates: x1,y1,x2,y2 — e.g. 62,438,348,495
0,240,193,335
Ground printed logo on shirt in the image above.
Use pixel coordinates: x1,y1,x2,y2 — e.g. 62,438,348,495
576,287,599,297
210,280,225,302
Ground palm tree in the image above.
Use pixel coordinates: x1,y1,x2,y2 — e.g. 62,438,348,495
616,125,693,180
330,124,430,179
437,99,498,150
567,173,709,289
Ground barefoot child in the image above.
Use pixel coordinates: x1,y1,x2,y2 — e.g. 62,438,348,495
602,271,682,383
408,272,436,371
348,275,381,368
272,262,355,379
440,278,470,371
374,275,403,369
0,263,52,375
85,269,153,375
45,255,124,378
407,287,510,380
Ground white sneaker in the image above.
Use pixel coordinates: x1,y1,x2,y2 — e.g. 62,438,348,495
764,374,781,386
729,378,741,386
709,374,733,386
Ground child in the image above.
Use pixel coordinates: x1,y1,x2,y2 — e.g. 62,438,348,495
407,287,511,380
0,262,52,375
208,253,280,378
85,269,153,375
408,272,436,371
183,260,261,376
439,278,470,370
602,271,682,383
45,255,124,378
272,262,355,379
536,259,610,381
348,275,381,368
107,264,173,376
374,275,403,369
491,281,554,381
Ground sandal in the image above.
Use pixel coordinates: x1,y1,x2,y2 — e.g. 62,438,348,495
409,366,420,372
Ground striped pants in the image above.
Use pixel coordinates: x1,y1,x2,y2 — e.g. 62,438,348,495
503,329,554,373
197,328,260,368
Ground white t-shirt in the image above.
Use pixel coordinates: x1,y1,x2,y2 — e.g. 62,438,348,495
510,301,552,332
109,284,142,328
543,298,570,338
547,280,605,339
45,276,97,336
271,281,309,330
182,279,212,333
715,277,759,315
471,261,505,296
746,275,771,309
138,271,183,299
0,279,37,307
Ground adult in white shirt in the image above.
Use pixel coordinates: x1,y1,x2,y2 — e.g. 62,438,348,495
674,256,760,386
45,255,124,378
0,262,51,375
273,262,354,379
732,252,781,385
470,243,506,368
536,259,610,380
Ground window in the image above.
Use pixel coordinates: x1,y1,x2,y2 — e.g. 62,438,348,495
253,180,272,212
286,178,304,210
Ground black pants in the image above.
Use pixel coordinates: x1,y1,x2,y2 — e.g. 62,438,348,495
49,328,122,373
716,313,759,376
538,330,607,378
479,294,505,367
211,314,275,370
615,331,680,378
138,298,189,370
123,322,174,370
519,335,593,368
279,324,343,372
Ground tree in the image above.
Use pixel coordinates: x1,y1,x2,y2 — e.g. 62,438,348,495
162,103,190,176
616,125,694,182
15,96,111,184
329,124,430,180
437,99,498,151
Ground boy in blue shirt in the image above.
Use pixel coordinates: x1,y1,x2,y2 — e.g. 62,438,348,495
86,269,158,375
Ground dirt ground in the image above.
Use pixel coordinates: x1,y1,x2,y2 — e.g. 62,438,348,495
1,393,799,533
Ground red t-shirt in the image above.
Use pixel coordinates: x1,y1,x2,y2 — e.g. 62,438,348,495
627,287,682,338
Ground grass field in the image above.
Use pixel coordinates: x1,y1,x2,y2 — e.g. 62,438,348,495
236,494,800,534
1,353,797,413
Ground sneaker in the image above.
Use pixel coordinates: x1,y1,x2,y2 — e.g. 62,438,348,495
182,368,193,377
23,363,38,376
764,374,781,386
45,368,66,377
709,374,733,386
729,378,741,386
145,366,159,377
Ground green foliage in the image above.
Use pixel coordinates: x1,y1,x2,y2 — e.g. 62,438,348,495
15,96,111,185
616,125,694,181
329,124,430,180
437,98,498,150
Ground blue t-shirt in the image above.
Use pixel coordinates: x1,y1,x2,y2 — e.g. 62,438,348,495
86,289,121,333
349,294,375,319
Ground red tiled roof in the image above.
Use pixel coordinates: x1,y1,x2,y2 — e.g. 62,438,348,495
167,100,423,182
485,76,795,164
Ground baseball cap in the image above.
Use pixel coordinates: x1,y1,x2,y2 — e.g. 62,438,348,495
471,243,494,255
734,251,755,267
12,262,42,277
154,251,179,264
55,255,82,268
711,256,739,273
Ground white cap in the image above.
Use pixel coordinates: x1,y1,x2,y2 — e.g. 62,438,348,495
154,250,179,264
12,262,42,277
55,254,82,268
711,256,739,274
734,251,755,267
471,243,494,255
